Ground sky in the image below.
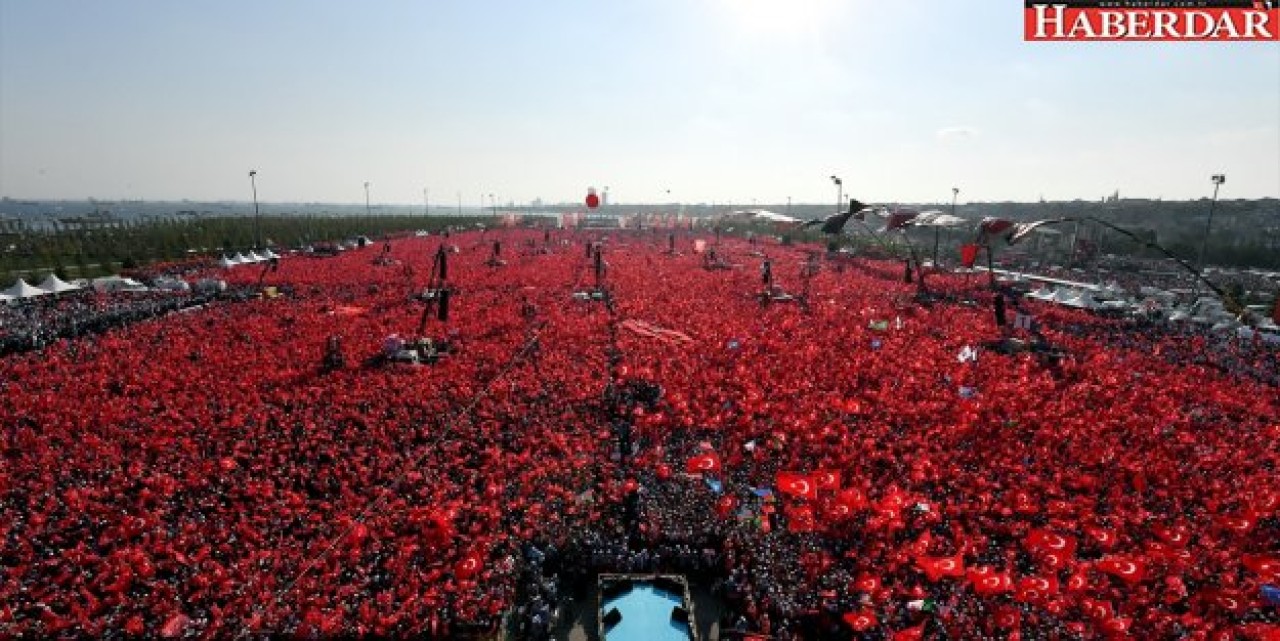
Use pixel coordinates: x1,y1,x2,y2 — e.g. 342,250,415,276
1,0,1277,207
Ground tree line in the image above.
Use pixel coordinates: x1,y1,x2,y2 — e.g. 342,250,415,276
0,214,491,284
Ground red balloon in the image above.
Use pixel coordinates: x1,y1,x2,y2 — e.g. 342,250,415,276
586,193,600,209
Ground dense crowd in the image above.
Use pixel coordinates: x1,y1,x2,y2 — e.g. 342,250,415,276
0,289,223,357
1,229,1277,639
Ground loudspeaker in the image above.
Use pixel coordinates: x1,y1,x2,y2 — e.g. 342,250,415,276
671,606,689,623
602,608,622,628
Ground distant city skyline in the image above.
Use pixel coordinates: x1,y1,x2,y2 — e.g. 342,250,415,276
2,1,1277,204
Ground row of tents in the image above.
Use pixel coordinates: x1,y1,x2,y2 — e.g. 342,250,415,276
1,274,151,302
218,250,279,268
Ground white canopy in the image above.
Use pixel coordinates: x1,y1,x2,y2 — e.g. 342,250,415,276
233,252,252,263
248,250,266,262
1051,289,1077,304
37,274,80,293
1062,292,1102,310
91,276,148,293
910,210,968,228
750,210,802,224
218,255,237,268
151,277,191,292
2,279,48,299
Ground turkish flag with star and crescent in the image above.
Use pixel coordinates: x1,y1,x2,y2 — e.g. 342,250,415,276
776,472,819,501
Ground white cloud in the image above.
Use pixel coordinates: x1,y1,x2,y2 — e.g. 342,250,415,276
936,126,979,144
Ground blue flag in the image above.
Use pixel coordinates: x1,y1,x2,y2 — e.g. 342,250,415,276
1262,584,1280,607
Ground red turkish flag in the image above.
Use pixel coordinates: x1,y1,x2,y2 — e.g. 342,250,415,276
894,624,926,641
1097,556,1147,584
1243,554,1280,580
993,605,1021,630
1150,523,1191,548
1216,512,1257,535
1015,575,1060,604
1245,488,1279,516
715,494,738,519
837,487,868,510
915,554,965,582
1083,525,1119,551
1079,598,1113,621
966,566,1014,595
842,611,878,632
852,573,880,593
786,504,817,533
454,550,484,580
824,488,868,521
1100,616,1132,636
685,453,721,474
1202,588,1250,615
1065,570,1091,593
1024,529,1077,557
776,472,818,501
813,470,841,491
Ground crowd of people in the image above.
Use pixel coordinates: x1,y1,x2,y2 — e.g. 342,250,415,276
0,229,1277,639
0,288,222,357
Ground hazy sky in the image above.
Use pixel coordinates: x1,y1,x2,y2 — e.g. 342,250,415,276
2,0,1277,206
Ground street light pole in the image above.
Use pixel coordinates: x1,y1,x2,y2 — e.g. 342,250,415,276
364,181,372,220
249,170,260,249
830,175,843,213
1196,174,1225,278
423,187,429,216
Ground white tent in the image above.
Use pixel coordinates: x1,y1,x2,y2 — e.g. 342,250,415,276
91,276,148,293
1051,289,1077,304
248,250,266,262
263,248,280,259
218,255,237,268
151,276,191,292
0,292,12,303
1062,292,1102,310
233,252,253,263
2,278,48,299
911,210,967,228
37,274,80,294
751,210,802,224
